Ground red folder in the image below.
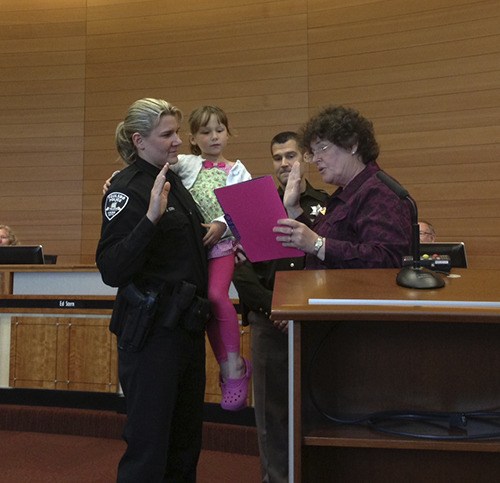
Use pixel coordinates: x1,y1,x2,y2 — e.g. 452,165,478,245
214,176,304,262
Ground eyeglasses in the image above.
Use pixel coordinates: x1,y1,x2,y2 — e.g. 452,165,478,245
309,143,333,160
419,231,434,237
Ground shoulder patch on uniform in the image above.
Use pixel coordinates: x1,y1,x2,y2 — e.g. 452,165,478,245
105,192,129,221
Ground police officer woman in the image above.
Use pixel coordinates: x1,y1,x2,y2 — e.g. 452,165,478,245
96,98,209,482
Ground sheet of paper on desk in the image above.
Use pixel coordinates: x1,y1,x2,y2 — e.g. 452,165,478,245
308,298,500,308
214,176,304,262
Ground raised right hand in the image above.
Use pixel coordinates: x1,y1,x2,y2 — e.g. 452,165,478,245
283,161,303,219
146,163,171,224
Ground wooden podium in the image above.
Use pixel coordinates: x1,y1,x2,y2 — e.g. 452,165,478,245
272,268,500,482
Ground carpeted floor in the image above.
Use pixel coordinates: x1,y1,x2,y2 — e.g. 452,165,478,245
0,430,261,482
0,404,261,482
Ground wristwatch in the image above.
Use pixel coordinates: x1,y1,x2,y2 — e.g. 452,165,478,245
313,236,324,255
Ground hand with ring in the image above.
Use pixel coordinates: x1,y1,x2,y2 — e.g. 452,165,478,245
273,219,320,254
273,221,296,246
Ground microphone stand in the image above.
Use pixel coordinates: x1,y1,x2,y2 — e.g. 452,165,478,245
376,171,444,289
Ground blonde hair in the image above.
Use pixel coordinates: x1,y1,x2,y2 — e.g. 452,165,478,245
115,98,183,165
0,225,20,245
188,105,231,156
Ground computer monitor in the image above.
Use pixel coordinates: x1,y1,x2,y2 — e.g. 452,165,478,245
419,242,468,268
0,245,45,265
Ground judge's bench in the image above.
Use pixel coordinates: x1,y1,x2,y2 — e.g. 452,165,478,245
271,268,500,482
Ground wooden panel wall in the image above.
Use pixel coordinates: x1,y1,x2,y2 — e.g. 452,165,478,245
9,315,118,392
81,0,311,262
1,0,499,269
0,0,86,263
307,0,500,268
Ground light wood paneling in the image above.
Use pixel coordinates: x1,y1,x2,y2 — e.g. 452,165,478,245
0,0,86,261
305,0,500,271
6,307,249,402
10,316,61,390
81,0,310,263
9,315,119,392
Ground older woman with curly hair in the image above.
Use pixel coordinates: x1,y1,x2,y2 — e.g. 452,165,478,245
274,104,412,270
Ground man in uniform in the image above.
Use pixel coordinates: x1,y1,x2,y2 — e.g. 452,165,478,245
233,131,329,483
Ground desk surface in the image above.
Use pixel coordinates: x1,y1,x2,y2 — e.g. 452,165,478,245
0,265,115,296
0,264,98,272
271,268,500,323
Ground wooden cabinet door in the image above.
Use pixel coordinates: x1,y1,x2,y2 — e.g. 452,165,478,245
9,315,118,392
8,314,252,404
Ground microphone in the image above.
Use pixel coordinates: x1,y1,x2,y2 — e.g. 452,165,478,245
376,171,444,289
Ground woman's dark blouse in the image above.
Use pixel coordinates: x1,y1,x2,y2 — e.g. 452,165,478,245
298,162,412,270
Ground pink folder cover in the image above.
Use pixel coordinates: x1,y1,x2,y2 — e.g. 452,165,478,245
214,176,304,262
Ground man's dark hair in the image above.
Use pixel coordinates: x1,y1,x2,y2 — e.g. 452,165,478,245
270,131,299,154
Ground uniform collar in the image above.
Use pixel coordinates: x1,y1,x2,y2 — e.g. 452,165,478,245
134,156,177,182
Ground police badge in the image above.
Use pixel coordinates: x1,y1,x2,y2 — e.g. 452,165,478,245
105,192,129,220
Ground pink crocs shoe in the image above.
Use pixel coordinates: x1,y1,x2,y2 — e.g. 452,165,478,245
220,358,252,411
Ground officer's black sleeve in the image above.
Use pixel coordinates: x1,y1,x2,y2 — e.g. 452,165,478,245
96,187,156,287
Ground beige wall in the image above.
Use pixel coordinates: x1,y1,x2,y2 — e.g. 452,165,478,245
1,0,499,268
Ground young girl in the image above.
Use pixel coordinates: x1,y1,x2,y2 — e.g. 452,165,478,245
170,105,252,411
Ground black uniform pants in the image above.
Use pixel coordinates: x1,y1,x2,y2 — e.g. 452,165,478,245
117,323,206,483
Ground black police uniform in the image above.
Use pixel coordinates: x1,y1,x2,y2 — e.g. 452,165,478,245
96,157,208,483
